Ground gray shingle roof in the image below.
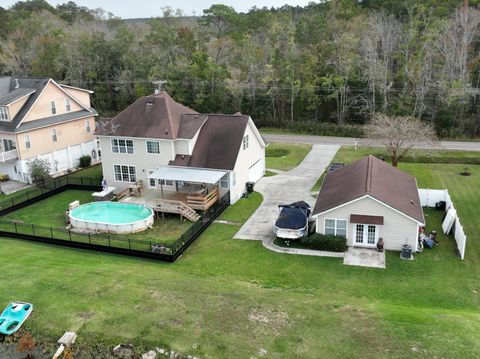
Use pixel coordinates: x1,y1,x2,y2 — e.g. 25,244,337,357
15,109,97,133
0,88,36,106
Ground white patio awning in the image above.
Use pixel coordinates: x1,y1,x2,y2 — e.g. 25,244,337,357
147,166,227,185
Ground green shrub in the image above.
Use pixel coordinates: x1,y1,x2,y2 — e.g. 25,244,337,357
301,233,347,252
0,173,9,182
79,155,92,168
28,158,52,185
266,148,289,157
275,233,347,252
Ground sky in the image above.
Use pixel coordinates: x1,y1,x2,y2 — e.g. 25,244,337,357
0,0,316,18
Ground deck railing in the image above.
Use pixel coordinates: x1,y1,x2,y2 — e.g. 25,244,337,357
0,149,18,163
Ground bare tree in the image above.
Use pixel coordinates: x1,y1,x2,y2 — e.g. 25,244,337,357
435,5,480,88
361,11,401,113
366,113,437,167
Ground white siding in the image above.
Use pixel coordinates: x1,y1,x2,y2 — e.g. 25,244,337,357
230,119,265,204
174,139,190,155
98,136,176,189
315,196,419,251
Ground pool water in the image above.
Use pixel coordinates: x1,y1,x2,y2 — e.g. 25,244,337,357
71,202,152,224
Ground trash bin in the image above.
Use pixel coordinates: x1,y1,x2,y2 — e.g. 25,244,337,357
400,244,412,260
435,201,446,211
246,182,255,193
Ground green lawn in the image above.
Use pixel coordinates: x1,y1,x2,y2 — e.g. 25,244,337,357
1,151,480,357
1,190,191,246
266,142,312,171
67,164,103,178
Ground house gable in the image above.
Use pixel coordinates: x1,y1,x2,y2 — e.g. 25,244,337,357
20,80,90,124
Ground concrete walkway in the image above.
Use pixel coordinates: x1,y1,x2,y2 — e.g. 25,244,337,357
234,144,340,250
343,247,386,269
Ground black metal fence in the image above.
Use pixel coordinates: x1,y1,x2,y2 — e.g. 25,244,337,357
0,176,230,262
0,175,102,216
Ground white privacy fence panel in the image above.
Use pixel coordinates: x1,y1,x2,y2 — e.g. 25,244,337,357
418,188,466,260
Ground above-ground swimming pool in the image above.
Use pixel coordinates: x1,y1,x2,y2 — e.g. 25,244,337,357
69,202,154,234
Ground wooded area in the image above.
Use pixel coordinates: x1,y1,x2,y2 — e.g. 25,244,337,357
2,0,480,138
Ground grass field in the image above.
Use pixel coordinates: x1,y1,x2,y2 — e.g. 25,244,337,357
266,142,312,171
1,148,480,357
1,190,191,245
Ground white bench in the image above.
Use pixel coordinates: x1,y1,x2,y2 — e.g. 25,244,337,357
92,186,116,201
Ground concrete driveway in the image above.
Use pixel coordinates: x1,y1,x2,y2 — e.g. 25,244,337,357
234,144,339,241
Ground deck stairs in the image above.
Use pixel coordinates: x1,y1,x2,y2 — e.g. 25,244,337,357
155,199,201,222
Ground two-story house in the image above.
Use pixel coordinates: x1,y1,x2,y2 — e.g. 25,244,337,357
95,91,266,205
0,77,98,183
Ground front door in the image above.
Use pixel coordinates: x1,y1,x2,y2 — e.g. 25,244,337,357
354,224,378,247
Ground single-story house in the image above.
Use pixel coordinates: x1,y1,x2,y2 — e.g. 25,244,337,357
311,155,425,251
95,91,266,207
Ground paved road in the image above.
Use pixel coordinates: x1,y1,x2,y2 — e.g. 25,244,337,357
263,133,480,151
234,144,339,241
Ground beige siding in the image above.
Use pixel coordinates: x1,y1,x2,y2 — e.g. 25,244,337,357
230,119,265,203
16,116,95,160
22,82,85,123
98,137,176,189
315,196,419,251
61,87,91,108
7,96,29,120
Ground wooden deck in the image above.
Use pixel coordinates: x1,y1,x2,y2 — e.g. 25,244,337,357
120,188,219,221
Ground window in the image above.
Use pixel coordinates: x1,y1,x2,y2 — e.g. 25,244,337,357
114,165,136,182
111,138,134,154
65,98,71,112
220,174,229,189
51,128,57,142
243,134,249,150
158,179,173,186
85,119,91,133
50,100,56,115
146,141,160,154
24,135,31,149
3,139,14,151
324,219,347,237
0,107,8,120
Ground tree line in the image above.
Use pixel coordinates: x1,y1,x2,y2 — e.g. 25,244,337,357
2,0,480,138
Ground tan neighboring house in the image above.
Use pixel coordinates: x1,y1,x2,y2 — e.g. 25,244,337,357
312,156,425,252
0,77,98,183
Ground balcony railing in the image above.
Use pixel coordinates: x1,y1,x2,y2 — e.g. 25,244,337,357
0,149,18,163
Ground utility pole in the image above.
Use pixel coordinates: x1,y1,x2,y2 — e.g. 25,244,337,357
152,80,168,94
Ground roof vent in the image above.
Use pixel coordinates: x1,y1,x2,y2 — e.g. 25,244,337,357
195,114,198,119
14,79,19,89
154,89,160,94
410,199,415,205
146,101,154,106
164,129,168,135
181,155,185,160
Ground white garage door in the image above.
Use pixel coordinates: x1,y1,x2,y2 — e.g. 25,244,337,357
70,144,82,167
53,149,69,172
248,158,265,182
37,153,55,173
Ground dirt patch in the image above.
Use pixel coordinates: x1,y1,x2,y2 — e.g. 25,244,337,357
248,307,290,334
77,311,95,320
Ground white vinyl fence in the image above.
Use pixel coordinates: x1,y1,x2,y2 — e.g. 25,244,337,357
418,189,467,260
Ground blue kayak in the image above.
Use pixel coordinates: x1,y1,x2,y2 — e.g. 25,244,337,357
0,302,33,335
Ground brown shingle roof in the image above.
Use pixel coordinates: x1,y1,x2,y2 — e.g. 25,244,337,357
170,114,249,171
313,156,424,223
94,92,200,139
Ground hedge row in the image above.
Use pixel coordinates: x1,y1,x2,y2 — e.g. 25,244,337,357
276,233,347,252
